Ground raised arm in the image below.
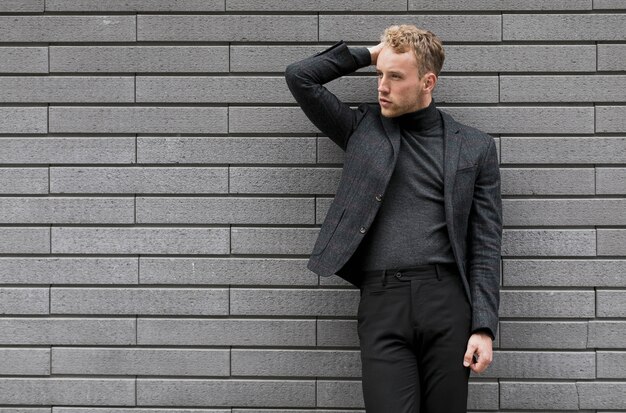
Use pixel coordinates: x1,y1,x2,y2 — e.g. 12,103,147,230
284,40,373,151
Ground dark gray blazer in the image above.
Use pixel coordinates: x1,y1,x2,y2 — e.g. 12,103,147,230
285,41,503,338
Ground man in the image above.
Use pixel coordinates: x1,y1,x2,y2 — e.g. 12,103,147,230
285,25,502,413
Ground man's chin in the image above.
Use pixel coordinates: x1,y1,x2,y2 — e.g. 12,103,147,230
379,106,397,118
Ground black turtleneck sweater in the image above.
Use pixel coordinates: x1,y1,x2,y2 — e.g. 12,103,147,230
350,99,456,271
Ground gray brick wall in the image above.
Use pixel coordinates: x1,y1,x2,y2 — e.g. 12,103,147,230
0,1,624,411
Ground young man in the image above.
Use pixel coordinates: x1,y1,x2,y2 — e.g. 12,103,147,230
285,25,502,413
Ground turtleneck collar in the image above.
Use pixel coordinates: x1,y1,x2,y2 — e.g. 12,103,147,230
396,98,441,134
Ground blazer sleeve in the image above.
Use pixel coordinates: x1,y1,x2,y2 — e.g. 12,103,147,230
284,40,372,151
467,138,503,340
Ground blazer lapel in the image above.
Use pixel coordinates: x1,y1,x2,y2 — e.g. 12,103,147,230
380,113,401,158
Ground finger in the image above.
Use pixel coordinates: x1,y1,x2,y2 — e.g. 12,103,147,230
463,343,476,367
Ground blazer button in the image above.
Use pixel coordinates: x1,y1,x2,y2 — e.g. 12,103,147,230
359,226,367,234
375,194,383,202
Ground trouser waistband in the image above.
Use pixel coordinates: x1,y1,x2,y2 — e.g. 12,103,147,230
360,262,459,287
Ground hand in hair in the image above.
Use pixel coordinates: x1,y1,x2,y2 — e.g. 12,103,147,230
367,42,385,65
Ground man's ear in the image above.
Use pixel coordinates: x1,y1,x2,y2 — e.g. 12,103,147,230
423,72,438,92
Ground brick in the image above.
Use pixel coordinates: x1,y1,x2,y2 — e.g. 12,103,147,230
503,259,626,287
594,0,626,8
231,227,318,255
0,349,50,375
500,321,588,349
501,75,626,102
46,0,224,11
502,167,594,195
0,137,135,164
139,257,314,286
137,197,313,225
480,350,595,379
231,289,359,316
0,16,136,42
578,382,626,409
0,0,43,11
445,45,596,72
597,351,626,378
50,46,228,73
0,257,138,284
0,227,49,254
502,137,626,164
316,320,359,347
467,381,499,410
441,106,594,134
0,77,133,103
51,287,228,315
138,136,316,164
597,290,626,317
0,48,48,73
229,107,323,133
598,44,626,71
319,15,501,42
500,382,579,410
52,348,229,376
315,197,336,223
226,0,406,11
51,167,228,194
231,45,325,73
504,199,626,226
597,229,626,255
0,107,47,134
230,167,341,194
137,379,315,407
316,380,362,408
500,290,595,318
597,105,626,133
52,227,229,254
49,106,228,134
596,167,626,194
138,318,315,346
587,321,626,348
0,288,49,315
231,349,361,377
504,13,626,40
137,76,290,103
0,378,134,405
55,410,224,413
502,229,596,256
138,15,317,42
0,318,135,345
410,0,591,9
0,168,48,194
0,408,50,413
0,197,134,224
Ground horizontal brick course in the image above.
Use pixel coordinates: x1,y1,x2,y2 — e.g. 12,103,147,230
137,197,314,224
137,318,315,346
49,106,228,134
51,227,230,254
52,347,230,376
0,16,136,42
137,15,318,42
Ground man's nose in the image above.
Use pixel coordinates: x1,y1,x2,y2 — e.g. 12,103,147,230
378,78,389,93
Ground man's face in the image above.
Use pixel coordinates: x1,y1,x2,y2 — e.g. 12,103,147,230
376,46,432,118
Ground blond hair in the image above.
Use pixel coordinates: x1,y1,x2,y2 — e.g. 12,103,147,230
381,25,445,77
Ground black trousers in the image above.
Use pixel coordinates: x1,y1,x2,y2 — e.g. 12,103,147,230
357,263,472,413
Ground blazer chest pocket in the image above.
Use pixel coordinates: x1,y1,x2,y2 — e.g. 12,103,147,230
311,205,346,256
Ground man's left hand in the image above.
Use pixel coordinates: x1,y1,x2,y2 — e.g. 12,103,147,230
463,332,493,373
